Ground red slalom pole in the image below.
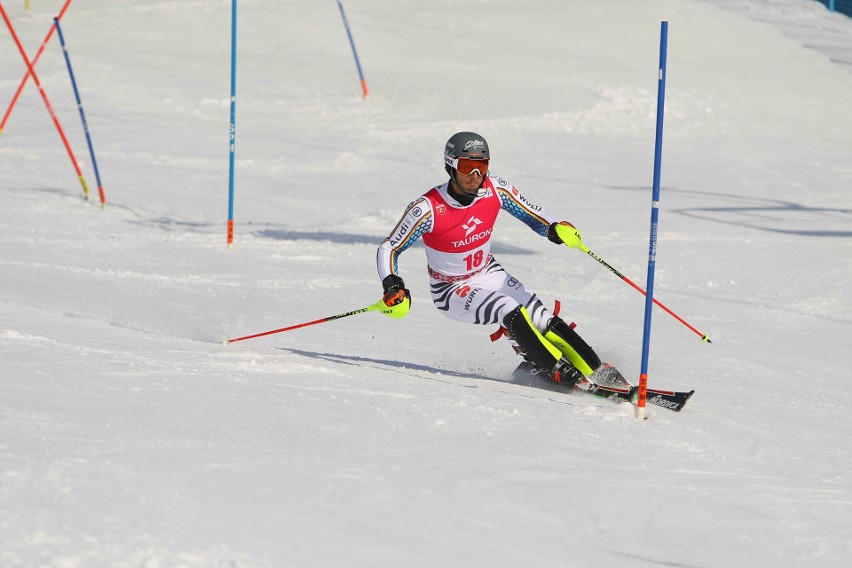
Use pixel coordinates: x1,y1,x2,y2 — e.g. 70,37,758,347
0,1,90,200
0,0,73,135
226,301,387,344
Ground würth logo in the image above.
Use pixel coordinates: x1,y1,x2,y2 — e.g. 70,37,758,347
462,216,482,237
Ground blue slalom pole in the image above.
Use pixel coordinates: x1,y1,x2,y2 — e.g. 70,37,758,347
227,0,237,245
337,0,369,97
54,17,106,208
637,21,668,419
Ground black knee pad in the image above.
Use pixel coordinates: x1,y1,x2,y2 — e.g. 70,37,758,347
545,316,602,371
503,306,560,371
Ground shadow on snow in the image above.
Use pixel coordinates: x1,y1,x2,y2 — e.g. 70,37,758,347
279,347,584,402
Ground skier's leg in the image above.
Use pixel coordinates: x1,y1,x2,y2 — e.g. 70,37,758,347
429,258,550,327
429,258,586,386
502,306,583,387
542,318,628,386
543,316,602,376
475,259,601,376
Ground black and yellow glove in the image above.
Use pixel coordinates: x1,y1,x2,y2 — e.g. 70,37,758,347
548,221,586,251
380,274,411,319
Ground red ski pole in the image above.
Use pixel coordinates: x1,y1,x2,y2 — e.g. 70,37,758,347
579,244,711,344
0,1,90,200
226,300,387,344
0,0,73,135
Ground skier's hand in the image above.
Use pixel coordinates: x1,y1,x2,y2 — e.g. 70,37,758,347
381,274,411,319
548,221,585,250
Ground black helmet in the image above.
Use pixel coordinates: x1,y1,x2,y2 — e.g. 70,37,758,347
444,131,489,176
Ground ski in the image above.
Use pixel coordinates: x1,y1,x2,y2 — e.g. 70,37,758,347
582,382,694,413
512,361,695,412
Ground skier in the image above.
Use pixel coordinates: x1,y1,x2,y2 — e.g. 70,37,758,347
376,131,609,388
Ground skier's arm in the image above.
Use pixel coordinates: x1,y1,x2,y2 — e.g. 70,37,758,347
495,179,584,249
376,197,432,281
376,198,432,317
494,178,556,236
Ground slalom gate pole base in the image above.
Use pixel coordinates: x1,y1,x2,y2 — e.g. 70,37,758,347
635,374,649,420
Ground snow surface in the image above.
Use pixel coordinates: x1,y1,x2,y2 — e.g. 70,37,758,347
2,0,852,566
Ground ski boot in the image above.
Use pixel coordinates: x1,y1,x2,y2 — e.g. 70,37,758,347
552,358,584,389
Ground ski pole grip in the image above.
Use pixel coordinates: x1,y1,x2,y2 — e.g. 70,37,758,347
553,223,584,250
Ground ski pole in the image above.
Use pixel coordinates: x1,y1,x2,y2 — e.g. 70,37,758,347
54,17,106,207
0,0,74,135
579,244,711,344
226,300,387,344
0,2,91,200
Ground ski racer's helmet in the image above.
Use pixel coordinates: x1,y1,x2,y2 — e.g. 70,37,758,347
444,131,490,177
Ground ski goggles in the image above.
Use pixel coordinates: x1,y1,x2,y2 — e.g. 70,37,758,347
445,156,489,176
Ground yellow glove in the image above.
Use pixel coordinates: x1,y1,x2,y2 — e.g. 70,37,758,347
380,275,411,319
549,221,585,250
380,295,411,319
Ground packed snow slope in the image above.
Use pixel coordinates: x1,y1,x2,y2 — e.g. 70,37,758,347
2,1,852,566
